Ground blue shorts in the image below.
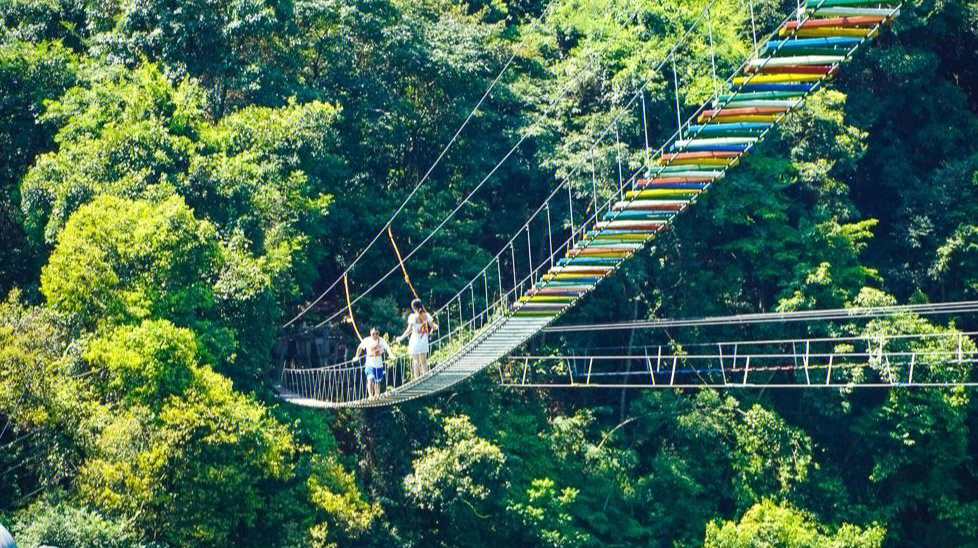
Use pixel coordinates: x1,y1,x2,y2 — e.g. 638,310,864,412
365,365,384,383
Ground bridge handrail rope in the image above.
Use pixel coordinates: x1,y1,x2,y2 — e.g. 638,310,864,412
305,0,723,334
410,4,736,358
507,0,899,343
291,0,652,333
568,0,878,239
466,0,879,352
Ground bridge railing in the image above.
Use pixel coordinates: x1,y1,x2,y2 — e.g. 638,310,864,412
501,331,978,388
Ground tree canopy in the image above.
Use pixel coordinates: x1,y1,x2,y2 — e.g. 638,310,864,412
3,0,978,546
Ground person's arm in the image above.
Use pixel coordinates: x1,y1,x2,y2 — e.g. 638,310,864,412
428,315,439,331
353,340,365,360
395,317,412,343
383,338,396,360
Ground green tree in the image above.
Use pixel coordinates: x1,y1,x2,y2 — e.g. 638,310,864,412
10,494,143,548
0,39,77,295
40,195,225,340
78,321,297,546
705,500,885,548
403,413,508,544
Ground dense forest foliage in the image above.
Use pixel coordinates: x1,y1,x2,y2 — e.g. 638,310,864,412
2,0,978,546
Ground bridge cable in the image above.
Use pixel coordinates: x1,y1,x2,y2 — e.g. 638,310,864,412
308,0,721,332
281,0,559,328
387,226,420,301
342,273,363,340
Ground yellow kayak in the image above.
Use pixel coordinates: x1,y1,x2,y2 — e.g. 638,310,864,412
733,73,826,85
625,189,703,199
661,157,739,167
699,114,781,124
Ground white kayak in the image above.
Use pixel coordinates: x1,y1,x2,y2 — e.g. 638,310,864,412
748,55,845,68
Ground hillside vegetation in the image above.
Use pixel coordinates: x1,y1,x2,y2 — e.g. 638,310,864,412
2,0,978,546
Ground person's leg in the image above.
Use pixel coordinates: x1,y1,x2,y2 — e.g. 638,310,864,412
411,354,421,379
419,353,429,375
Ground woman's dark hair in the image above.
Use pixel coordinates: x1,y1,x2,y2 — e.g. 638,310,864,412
411,298,423,312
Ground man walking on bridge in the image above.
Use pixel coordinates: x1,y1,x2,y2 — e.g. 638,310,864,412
355,327,396,400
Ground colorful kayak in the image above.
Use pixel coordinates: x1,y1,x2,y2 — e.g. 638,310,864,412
745,64,836,75
634,181,710,189
547,265,613,274
648,166,726,176
625,189,702,200
782,15,888,30
812,7,899,17
721,99,801,108
764,46,857,57
503,1,899,332
716,90,807,102
636,177,714,185
556,257,621,267
670,143,750,152
747,55,845,67
602,210,674,220
521,295,577,303
612,200,687,210
673,137,758,146
792,27,878,38
733,73,827,84
805,0,899,8
733,83,816,93
661,151,742,160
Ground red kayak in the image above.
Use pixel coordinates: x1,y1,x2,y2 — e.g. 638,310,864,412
700,106,789,117
783,16,887,30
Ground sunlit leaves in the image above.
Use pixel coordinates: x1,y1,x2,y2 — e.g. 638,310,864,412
705,499,885,548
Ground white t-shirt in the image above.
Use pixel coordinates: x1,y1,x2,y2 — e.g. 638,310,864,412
358,336,391,368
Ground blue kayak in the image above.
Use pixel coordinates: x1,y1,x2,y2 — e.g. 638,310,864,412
765,36,862,49
670,143,751,153
557,257,622,267
687,122,772,136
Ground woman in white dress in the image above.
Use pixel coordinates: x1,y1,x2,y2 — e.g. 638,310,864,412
396,299,438,379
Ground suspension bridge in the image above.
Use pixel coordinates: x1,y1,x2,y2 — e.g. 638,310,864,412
276,0,911,408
